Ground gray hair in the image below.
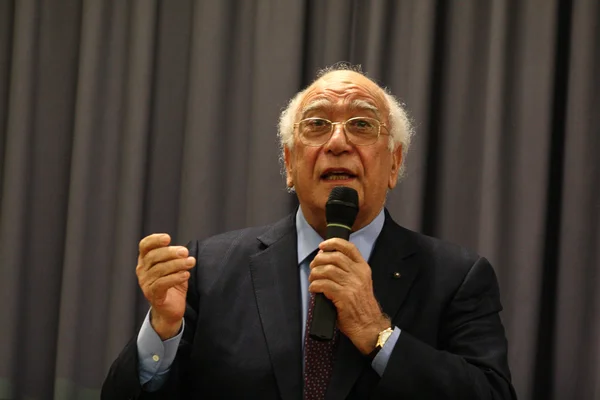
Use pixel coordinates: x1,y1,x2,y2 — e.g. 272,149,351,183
277,63,414,180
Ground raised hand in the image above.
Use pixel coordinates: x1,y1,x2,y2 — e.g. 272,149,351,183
136,234,196,339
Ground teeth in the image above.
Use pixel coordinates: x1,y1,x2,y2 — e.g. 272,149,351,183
325,174,351,180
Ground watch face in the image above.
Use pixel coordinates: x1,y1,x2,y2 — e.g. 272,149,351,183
378,328,393,347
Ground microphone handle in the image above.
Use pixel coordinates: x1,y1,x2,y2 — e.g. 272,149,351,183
309,225,350,341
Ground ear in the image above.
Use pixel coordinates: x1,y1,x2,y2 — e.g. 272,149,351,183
284,146,294,188
388,144,403,190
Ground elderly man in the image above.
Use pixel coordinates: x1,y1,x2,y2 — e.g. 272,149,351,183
103,66,516,399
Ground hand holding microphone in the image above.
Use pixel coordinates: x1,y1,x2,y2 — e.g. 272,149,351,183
309,186,359,340
308,186,391,354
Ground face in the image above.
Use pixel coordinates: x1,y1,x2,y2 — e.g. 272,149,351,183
284,71,403,236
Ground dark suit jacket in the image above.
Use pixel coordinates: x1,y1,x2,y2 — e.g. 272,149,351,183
102,210,516,399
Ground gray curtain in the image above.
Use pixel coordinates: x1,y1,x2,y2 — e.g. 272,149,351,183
0,0,598,399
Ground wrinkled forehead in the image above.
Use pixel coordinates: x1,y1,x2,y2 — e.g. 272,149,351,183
299,71,388,119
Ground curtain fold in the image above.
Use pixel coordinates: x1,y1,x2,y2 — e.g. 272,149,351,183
552,0,600,397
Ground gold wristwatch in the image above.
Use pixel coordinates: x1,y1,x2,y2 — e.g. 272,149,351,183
368,326,394,360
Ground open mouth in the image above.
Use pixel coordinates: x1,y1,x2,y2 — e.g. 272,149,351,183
321,170,357,181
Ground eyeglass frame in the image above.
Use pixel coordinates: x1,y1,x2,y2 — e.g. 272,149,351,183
293,116,389,147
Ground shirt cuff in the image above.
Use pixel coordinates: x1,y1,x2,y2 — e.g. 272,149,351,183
371,326,401,377
137,309,184,388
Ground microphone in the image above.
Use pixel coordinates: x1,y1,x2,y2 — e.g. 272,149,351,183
309,186,359,341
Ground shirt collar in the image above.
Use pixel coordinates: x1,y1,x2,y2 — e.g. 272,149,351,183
296,206,385,265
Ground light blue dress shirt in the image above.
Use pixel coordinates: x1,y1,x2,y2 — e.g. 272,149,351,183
137,207,401,390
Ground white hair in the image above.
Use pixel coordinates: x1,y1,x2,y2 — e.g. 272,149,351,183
277,65,414,181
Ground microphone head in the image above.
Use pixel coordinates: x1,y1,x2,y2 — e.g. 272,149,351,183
326,186,359,229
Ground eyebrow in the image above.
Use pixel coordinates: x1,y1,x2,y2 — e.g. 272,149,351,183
300,99,381,119
301,99,333,117
350,99,381,119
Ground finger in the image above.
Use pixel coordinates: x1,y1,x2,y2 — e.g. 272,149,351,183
309,279,342,301
318,238,363,262
310,251,352,272
309,264,348,284
143,245,190,269
144,256,196,280
148,271,191,305
139,234,171,258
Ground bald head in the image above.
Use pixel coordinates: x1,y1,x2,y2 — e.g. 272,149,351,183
311,70,386,98
313,71,385,95
300,71,390,125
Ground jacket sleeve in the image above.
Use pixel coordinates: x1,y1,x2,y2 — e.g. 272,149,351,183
373,257,517,399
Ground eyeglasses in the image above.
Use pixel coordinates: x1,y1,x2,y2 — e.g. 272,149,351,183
293,117,388,146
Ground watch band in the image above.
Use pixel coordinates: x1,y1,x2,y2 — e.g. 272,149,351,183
367,345,382,360
367,326,394,360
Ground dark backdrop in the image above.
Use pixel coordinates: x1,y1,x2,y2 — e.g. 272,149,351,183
0,1,598,399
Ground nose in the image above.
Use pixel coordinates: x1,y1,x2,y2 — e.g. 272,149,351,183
324,123,352,154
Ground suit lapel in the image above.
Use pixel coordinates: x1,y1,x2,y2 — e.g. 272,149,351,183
371,211,421,320
326,210,421,400
249,215,303,400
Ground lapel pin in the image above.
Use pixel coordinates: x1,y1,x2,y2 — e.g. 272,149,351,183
392,272,401,279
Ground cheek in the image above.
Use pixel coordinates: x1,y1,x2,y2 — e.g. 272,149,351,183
294,148,319,180
306,149,321,168
364,150,392,186
360,148,385,176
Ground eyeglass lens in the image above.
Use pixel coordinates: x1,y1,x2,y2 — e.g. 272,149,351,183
299,118,380,145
